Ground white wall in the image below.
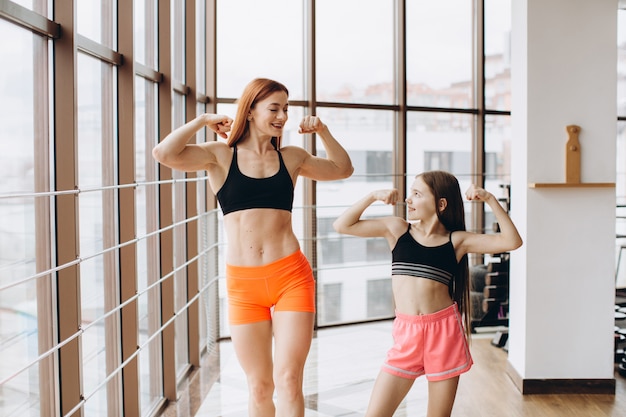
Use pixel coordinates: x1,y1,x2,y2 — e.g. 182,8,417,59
510,0,617,380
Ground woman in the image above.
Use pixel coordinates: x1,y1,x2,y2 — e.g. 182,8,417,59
333,171,522,417
152,78,353,417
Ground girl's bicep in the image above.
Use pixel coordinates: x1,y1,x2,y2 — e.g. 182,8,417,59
342,219,390,238
340,217,404,240
457,231,512,257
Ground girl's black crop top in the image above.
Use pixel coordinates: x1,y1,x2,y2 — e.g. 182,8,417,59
216,146,294,215
391,224,458,286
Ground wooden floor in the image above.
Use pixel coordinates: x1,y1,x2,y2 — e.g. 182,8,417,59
162,321,626,417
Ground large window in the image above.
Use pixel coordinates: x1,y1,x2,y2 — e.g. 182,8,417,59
0,18,48,417
316,0,395,104
216,0,304,99
407,0,473,108
6,0,594,414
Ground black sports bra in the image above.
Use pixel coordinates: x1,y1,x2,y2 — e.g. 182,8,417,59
391,224,458,286
216,145,294,215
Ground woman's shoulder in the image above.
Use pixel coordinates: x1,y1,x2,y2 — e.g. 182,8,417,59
197,141,232,169
204,140,230,150
202,140,231,156
279,145,308,156
278,145,310,165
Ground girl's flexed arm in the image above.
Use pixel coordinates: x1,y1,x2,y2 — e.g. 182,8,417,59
152,113,232,172
459,185,523,255
333,190,404,242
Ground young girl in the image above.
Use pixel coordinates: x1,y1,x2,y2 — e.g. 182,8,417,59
333,171,522,417
153,78,353,417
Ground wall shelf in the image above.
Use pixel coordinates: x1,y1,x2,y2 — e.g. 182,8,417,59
528,182,615,189
529,125,615,189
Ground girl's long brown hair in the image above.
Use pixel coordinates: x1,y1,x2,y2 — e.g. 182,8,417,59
227,78,289,149
419,170,471,338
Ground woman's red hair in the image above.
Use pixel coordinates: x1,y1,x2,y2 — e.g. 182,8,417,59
227,78,289,149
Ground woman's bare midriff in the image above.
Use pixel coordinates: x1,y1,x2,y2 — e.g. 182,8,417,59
222,209,301,266
392,275,454,316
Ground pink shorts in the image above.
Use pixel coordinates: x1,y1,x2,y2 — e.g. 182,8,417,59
383,303,473,381
226,250,316,325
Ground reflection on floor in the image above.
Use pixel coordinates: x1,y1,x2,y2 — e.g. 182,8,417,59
164,318,626,417
195,321,492,417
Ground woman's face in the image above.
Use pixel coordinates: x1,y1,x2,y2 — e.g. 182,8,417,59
248,91,289,138
405,176,438,221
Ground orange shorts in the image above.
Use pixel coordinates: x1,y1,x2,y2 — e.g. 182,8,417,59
226,250,316,325
382,303,473,381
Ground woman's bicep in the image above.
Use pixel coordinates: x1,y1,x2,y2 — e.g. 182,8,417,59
166,143,219,171
299,154,351,181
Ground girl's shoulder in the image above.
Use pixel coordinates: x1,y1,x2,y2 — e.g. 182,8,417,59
386,217,410,237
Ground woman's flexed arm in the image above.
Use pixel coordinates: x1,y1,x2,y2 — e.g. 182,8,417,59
297,116,354,181
152,113,232,172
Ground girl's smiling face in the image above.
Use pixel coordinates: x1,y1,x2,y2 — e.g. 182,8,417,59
406,176,438,221
249,91,289,138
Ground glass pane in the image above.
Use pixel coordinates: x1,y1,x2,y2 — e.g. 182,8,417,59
216,0,304,99
407,0,473,107
485,115,512,184
407,111,473,226
196,1,206,95
171,93,189,375
316,0,394,104
11,0,34,10
196,105,208,351
78,0,115,49
485,0,512,111
138,338,163,416
315,108,395,325
172,0,185,83
0,20,43,416
10,0,49,15
77,0,103,43
77,53,120,416
135,0,158,68
485,114,512,229
135,77,163,414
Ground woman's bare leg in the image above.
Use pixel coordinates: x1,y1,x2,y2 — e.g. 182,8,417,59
230,320,275,417
426,376,459,417
272,311,315,417
365,371,415,417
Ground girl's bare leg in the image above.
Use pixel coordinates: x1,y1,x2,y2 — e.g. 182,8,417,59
426,376,459,417
365,371,415,417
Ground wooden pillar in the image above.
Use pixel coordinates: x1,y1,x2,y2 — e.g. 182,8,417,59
53,0,82,414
